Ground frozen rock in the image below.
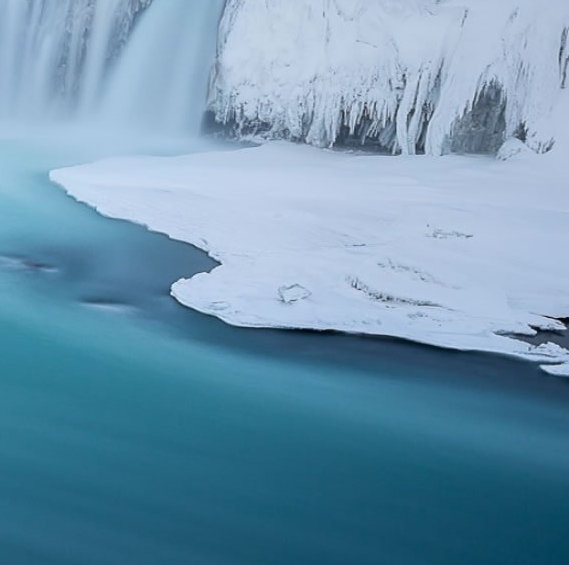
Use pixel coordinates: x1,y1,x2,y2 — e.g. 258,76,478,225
278,284,312,304
496,138,535,161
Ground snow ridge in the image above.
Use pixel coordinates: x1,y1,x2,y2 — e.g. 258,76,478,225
210,0,569,155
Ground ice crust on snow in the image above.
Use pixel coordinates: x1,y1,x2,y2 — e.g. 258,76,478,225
50,131,569,374
278,285,312,304
210,0,569,155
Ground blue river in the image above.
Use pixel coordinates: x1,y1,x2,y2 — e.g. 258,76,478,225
0,135,568,565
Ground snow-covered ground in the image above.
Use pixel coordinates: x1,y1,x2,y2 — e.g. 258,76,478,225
50,131,569,376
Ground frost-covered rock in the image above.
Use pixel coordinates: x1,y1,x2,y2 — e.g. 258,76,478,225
0,0,152,120
210,0,569,155
496,138,534,161
278,284,312,304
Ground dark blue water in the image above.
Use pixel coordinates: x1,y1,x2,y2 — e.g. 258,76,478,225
1,136,568,565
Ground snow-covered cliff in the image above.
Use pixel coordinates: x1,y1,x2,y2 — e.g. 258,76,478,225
209,0,569,155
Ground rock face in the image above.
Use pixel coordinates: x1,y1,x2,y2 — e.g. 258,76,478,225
209,0,569,155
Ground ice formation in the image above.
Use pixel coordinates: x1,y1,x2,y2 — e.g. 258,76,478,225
46,0,569,376
50,136,569,376
209,0,569,155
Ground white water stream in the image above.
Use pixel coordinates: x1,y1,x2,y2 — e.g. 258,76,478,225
0,0,224,133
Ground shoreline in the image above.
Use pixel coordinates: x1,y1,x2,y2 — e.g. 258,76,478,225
50,142,569,377
509,318,569,349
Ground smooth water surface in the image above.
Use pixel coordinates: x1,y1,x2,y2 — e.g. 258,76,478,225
0,135,568,565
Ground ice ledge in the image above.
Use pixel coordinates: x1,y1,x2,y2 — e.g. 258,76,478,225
541,363,569,378
50,141,569,374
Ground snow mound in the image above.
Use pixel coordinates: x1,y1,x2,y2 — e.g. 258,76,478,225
496,138,535,162
210,0,569,155
50,141,569,374
541,363,569,378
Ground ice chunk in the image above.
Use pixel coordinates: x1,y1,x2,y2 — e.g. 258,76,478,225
278,284,312,304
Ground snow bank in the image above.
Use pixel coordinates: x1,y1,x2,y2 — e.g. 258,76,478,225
50,141,569,374
210,0,569,155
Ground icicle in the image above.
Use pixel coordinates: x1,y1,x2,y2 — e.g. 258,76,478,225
211,0,569,155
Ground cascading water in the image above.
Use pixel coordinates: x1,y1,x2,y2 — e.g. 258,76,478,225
100,0,225,134
0,0,142,122
0,0,224,135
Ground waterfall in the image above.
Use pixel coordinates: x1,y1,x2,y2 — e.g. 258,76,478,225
100,0,225,134
0,0,223,135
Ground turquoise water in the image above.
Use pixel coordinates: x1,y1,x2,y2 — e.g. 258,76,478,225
0,136,568,565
